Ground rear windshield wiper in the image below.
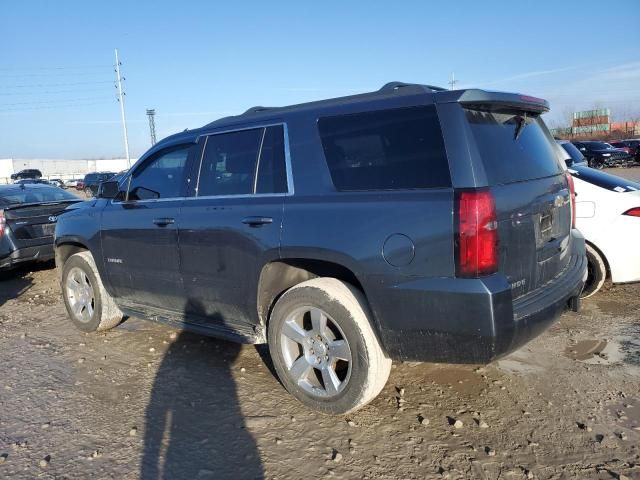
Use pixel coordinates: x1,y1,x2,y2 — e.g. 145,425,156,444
513,112,528,141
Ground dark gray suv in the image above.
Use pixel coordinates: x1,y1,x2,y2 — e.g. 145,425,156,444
55,82,587,413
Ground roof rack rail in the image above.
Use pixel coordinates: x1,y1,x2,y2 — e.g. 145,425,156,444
242,106,274,116
379,82,447,93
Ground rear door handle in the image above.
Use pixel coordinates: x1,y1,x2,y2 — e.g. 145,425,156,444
153,217,175,226
242,216,273,226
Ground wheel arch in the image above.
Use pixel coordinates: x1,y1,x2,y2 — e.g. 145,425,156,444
585,239,610,279
54,239,90,278
256,258,384,348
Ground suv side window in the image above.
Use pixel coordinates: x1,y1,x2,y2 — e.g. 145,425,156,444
318,105,450,191
128,145,191,201
197,125,288,196
256,125,288,194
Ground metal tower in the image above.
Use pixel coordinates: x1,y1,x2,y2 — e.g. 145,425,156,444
146,109,157,146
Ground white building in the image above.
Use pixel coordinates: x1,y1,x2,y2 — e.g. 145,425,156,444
0,158,134,184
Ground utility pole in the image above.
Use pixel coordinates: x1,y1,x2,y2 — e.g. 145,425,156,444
448,72,458,90
146,109,157,146
114,49,131,168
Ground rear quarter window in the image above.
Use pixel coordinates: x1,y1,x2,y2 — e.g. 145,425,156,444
318,105,451,191
465,108,562,185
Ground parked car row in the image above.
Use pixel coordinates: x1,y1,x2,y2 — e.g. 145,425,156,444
609,139,640,161
7,169,125,196
557,140,640,297
572,140,638,169
0,184,81,270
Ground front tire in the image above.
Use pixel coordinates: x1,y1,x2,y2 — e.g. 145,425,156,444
61,251,123,332
581,244,607,298
268,278,391,414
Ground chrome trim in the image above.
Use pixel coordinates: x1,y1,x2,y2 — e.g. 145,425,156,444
253,127,268,193
183,192,288,201
283,123,294,195
194,135,208,196
112,121,294,205
197,121,294,196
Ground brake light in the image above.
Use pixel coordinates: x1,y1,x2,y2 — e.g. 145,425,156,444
0,210,5,238
456,190,498,277
623,207,640,217
566,173,576,228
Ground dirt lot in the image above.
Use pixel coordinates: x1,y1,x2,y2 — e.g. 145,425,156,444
0,266,638,480
1,170,639,480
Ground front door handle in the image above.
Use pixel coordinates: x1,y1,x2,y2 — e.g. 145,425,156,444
153,217,175,227
242,216,273,226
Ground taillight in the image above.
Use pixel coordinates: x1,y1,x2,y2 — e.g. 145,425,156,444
455,190,498,277
566,173,576,228
623,207,640,217
0,210,5,238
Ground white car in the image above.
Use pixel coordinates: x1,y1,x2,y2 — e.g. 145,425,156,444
558,140,640,297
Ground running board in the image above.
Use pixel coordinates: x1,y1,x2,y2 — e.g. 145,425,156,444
116,301,265,344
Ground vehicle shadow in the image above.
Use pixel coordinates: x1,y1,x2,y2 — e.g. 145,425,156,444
141,300,263,479
0,263,43,307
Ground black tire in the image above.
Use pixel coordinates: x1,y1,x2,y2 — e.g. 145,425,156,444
268,278,391,414
581,244,607,298
61,251,123,332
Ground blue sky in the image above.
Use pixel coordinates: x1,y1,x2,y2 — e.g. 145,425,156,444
2,0,639,159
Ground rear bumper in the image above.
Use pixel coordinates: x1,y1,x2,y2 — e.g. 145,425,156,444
0,244,54,270
372,230,587,363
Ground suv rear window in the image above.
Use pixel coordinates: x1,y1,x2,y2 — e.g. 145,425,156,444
465,108,562,185
318,105,451,191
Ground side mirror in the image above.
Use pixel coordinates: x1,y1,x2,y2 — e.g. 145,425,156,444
98,180,122,199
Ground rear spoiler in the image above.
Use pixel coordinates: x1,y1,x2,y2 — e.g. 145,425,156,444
456,89,550,114
2,199,81,211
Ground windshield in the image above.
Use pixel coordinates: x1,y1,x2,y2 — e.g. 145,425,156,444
561,142,587,165
0,187,78,206
588,141,612,150
465,108,562,185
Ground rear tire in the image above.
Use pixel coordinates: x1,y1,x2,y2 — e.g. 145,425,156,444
268,278,391,414
581,244,607,298
61,251,123,332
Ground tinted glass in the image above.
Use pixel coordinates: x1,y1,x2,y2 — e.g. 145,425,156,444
318,106,450,191
256,125,288,194
128,145,190,200
465,108,562,185
197,128,262,196
0,186,78,206
586,141,611,150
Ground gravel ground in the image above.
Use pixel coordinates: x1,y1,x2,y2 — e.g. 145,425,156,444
1,264,638,480
0,170,639,480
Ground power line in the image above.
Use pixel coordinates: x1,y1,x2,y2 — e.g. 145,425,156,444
0,71,113,79
0,96,113,107
0,65,111,71
0,100,114,113
0,87,112,96
1,80,114,89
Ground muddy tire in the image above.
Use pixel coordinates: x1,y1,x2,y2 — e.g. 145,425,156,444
61,251,123,332
581,244,607,298
268,278,391,414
